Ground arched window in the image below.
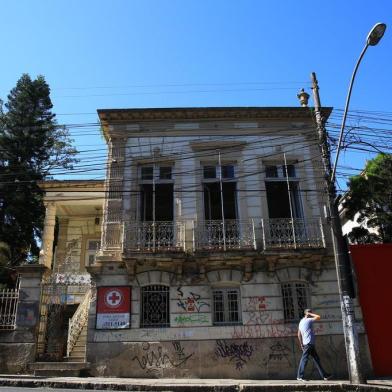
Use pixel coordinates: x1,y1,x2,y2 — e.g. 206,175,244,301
281,282,309,321
141,285,170,328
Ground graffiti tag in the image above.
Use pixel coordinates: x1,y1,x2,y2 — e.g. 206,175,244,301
215,339,254,370
132,342,193,373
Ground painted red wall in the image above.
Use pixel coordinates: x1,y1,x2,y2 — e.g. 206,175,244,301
350,244,392,376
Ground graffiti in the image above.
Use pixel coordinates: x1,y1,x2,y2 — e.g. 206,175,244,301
132,342,193,373
246,296,267,311
174,314,209,325
231,320,324,339
176,287,210,313
263,342,292,366
215,339,254,370
244,296,270,325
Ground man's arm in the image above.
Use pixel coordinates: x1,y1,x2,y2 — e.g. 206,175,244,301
297,329,303,350
305,311,321,321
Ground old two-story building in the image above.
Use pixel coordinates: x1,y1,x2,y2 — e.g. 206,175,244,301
0,106,372,378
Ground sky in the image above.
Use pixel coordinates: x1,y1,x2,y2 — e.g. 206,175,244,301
0,0,391,191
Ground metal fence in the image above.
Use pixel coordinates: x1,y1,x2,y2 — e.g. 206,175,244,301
0,284,20,330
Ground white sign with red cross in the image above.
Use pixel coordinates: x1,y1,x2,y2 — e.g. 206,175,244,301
96,287,131,329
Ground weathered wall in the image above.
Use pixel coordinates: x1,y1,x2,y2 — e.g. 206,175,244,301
86,263,372,379
87,335,372,379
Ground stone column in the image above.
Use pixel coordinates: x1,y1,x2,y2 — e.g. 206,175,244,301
99,138,126,261
39,202,56,268
54,217,69,271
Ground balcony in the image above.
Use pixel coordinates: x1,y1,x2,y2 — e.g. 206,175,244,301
194,220,256,251
261,218,325,249
123,221,186,253
103,218,326,255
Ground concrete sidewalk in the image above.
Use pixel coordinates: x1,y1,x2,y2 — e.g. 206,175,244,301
1,375,392,391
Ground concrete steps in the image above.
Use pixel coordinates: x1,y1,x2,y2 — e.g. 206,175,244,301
29,361,90,377
66,325,87,362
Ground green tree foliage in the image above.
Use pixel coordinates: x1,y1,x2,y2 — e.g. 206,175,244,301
0,74,77,266
343,153,392,243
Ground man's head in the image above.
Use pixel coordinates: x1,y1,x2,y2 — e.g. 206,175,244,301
304,308,312,317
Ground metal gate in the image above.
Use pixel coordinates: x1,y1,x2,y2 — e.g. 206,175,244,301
36,272,91,361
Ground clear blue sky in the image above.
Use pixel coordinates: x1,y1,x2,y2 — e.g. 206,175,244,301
1,0,391,190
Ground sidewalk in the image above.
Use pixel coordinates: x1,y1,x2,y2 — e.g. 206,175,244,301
1,375,392,391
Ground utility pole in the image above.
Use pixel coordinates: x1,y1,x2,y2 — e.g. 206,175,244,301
311,72,364,384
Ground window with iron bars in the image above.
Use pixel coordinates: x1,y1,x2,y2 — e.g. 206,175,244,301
212,288,241,325
141,285,170,328
281,282,309,321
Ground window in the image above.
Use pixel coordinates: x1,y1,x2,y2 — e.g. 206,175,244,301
203,165,235,179
139,164,174,221
264,163,303,219
212,288,241,325
281,282,309,321
141,166,153,180
85,239,101,266
202,164,237,220
265,164,296,179
141,285,170,328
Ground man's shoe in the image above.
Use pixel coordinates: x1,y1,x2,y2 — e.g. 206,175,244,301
297,377,306,381
323,374,332,380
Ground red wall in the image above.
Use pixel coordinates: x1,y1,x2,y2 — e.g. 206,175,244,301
350,244,392,376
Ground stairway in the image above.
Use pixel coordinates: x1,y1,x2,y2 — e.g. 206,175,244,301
66,324,87,362
31,289,91,376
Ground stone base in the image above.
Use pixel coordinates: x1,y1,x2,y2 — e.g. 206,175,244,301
0,343,35,374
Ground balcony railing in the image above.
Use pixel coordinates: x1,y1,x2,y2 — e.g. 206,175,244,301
195,220,257,251
261,218,325,249
124,221,186,253
103,218,325,254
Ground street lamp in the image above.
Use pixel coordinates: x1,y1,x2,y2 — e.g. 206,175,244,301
331,23,386,182
311,22,386,385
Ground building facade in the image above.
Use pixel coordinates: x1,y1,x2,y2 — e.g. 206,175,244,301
0,107,372,378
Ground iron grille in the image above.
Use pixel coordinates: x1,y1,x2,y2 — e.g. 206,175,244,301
281,282,309,321
212,288,241,325
141,285,170,328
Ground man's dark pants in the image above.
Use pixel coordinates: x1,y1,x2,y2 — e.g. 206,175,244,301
297,343,327,379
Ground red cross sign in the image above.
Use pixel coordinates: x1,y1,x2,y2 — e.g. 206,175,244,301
97,287,131,314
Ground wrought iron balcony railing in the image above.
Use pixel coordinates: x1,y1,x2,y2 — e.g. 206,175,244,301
123,221,186,253
261,218,325,249
101,218,325,254
194,219,257,251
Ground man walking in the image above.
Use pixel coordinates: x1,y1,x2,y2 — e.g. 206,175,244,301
297,308,331,381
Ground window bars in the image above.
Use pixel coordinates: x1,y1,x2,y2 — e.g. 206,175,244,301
141,285,170,328
281,282,309,321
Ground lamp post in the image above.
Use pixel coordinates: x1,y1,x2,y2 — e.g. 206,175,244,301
332,22,387,182
311,22,386,384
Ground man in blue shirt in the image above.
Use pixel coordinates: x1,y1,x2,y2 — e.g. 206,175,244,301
297,308,331,381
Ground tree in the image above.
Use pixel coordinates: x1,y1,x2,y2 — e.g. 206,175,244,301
0,74,77,266
343,153,392,243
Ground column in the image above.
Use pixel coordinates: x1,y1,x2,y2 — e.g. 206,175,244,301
54,217,69,271
39,202,56,268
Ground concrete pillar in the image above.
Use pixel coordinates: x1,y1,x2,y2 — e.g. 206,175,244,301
53,217,69,271
39,202,56,268
0,264,49,374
